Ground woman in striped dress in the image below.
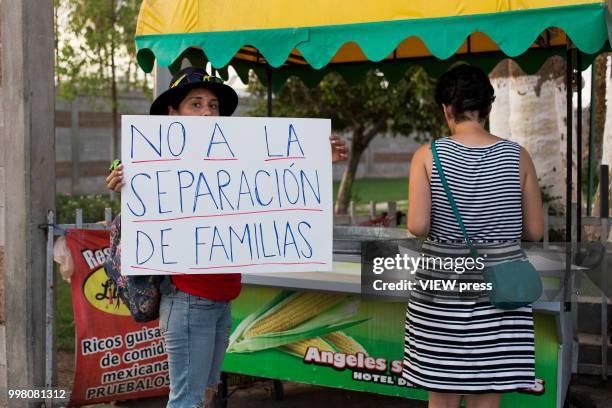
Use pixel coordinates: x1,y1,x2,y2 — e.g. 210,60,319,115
403,65,544,408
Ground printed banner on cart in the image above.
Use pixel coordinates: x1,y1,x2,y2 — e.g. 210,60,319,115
120,115,333,276
223,286,557,408
65,229,169,405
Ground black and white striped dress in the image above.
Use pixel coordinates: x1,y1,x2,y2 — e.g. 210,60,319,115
402,138,536,393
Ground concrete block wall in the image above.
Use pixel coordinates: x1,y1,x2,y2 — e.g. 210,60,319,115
55,94,261,195
332,132,420,182
55,94,151,195
56,94,421,195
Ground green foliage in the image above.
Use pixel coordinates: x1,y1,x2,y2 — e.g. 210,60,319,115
247,69,444,213
333,177,408,204
248,69,445,142
55,0,151,102
56,193,120,224
56,268,75,351
55,192,119,351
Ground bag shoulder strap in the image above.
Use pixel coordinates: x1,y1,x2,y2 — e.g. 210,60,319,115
430,140,477,256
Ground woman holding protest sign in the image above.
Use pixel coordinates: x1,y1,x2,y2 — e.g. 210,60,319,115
106,66,347,408
403,65,544,408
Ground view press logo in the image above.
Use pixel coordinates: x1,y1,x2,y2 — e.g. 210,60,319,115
361,240,491,301
361,239,608,306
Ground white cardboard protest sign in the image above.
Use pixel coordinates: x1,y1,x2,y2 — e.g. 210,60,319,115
120,115,333,275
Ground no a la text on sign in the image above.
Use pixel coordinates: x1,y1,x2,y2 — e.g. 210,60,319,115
120,116,333,275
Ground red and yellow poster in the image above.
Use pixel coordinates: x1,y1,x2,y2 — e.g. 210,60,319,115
65,229,169,406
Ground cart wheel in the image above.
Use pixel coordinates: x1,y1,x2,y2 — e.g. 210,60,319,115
272,380,284,401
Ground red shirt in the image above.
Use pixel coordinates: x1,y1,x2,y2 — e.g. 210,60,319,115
171,273,242,301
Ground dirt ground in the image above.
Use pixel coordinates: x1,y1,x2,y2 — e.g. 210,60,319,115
57,350,427,408
57,350,76,389
57,351,612,408
91,382,429,408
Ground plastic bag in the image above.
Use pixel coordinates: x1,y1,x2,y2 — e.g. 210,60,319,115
53,236,74,283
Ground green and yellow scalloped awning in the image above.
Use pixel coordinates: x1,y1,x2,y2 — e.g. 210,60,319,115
135,0,612,87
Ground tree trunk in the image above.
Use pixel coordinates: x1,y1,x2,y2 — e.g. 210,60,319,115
334,122,384,214
335,137,366,215
588,54,612,242
110,0,118,200
599,54,612,242
586,56,609,212
111,76,117,162
594,54,608,166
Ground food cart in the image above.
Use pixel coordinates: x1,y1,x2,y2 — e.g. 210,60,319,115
132,1,612,407
222,230,584,408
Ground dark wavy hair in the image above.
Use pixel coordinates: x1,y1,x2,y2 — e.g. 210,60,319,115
434,64,495,122
168,87,191,111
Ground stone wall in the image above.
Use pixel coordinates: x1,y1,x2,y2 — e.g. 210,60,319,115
55,94,150,195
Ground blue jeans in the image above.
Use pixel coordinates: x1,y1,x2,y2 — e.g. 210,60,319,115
159,278,232,408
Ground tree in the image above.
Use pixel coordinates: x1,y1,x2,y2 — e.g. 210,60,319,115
248,69,445,214
589,53,611,240
55,0,150,165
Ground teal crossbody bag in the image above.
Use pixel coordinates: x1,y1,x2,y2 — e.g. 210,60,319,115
430,140,542,309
